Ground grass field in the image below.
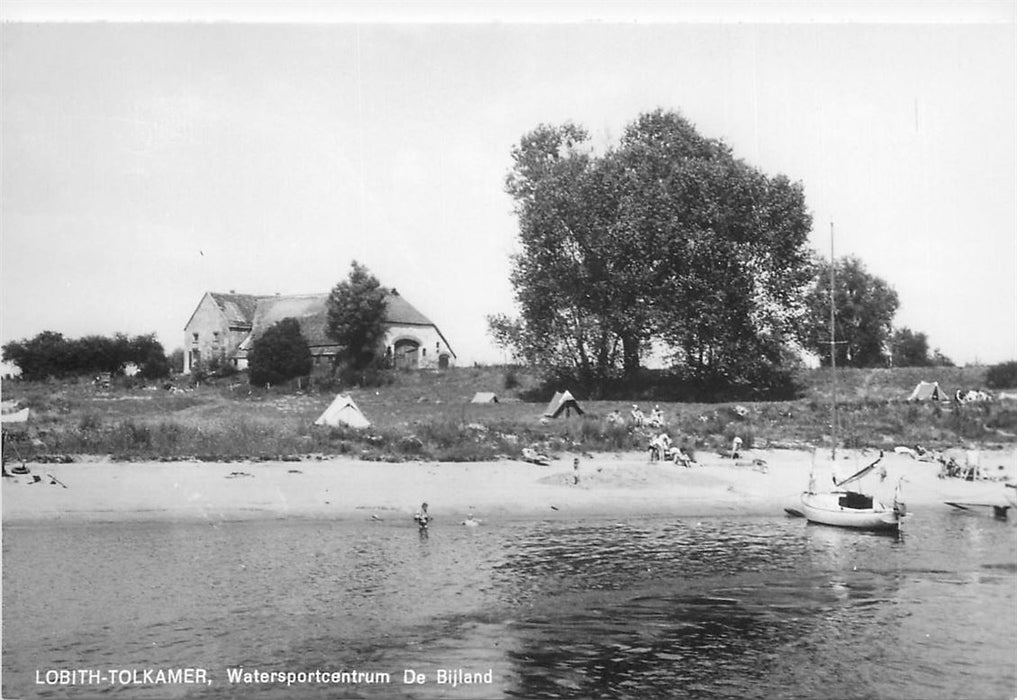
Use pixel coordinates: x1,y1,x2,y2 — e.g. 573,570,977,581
2,365,1014,463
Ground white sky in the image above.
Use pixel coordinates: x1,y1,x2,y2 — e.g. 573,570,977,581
2,2,1015,367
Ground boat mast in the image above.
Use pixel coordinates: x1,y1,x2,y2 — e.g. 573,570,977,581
829,222,838,461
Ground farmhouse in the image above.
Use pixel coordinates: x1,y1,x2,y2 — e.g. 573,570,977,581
182,289,455,374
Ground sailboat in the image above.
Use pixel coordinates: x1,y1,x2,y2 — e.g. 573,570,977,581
801,450,906,531
799,224,906,532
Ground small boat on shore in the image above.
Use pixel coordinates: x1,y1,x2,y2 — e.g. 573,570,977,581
801,451,905,531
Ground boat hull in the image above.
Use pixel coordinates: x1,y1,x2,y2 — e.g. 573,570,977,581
800,491,901,531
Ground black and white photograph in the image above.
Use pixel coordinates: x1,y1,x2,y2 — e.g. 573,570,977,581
2,2,1015,699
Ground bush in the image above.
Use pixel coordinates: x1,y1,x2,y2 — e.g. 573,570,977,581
503,367,520,390
248,318,312,388
985,361,1017,389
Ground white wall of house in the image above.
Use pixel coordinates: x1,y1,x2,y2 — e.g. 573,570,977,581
183,294,249,374
383,325,455,369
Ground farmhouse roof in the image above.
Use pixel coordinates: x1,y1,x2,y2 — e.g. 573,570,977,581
208,293,261,329
384,290,436,326
251,294,332,347
209,289,454,356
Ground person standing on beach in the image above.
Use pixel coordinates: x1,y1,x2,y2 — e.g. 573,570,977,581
730,436,743,459
573,457,580,485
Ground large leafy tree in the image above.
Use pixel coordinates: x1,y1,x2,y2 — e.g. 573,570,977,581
325,261,388,371
248,318,312,387
492,109,814,384
614,111,813,379
803,256,899,367
492,122,624,382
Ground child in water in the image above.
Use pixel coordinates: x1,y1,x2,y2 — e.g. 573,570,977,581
413,502,431,531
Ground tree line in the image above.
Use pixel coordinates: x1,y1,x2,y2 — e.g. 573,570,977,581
2,331,171,381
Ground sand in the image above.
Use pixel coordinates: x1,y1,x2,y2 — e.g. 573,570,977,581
2,448,1015,524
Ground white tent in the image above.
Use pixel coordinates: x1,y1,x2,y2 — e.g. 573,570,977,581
0,407,29,424
542,390,584,418
907,381,948,402
314,394,370,429
471,392,499,404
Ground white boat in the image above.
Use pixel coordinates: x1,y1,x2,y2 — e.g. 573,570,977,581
801,451,905,531
945,483,1017,520
797,223,906,532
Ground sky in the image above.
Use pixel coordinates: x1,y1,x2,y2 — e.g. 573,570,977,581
2,2,1015,369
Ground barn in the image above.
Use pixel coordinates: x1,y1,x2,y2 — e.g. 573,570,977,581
182,289,455,374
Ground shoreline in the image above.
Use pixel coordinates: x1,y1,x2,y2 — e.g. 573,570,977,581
3,448,1015,525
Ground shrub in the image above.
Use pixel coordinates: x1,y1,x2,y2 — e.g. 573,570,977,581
985,361,1017,389
503,367,520,390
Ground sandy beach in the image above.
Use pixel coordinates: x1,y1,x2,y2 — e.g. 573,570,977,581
3,447,1015,525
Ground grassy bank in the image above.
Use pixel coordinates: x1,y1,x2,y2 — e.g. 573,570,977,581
2,365,1014,464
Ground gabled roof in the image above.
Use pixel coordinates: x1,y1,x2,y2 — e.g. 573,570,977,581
208,293,261,328
212,289,455,357
384,290,435,326
250,294,332,347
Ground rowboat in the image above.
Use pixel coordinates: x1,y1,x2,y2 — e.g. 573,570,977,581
945,483,1017,520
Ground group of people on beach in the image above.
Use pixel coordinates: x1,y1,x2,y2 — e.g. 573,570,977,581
605,404,700,467
647,432,695,467
607,404,666,429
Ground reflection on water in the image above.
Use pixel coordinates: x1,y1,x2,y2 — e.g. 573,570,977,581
3,512,1015,699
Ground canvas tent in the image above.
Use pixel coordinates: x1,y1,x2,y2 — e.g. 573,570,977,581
907,381,948,402
543,390,584,418
314,394,370,429
471,392,499,404
1,407,29,424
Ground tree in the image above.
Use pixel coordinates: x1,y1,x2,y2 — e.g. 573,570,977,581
325,261,389,372
890,327,931,367
494,122,623,381
247,318,312,387
615,111,813,379
2,331,70,380
129,334,171,379
803,256,899,367
492,109,814,386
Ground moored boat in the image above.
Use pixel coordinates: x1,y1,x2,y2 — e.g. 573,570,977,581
800,492,901,530
797,453,903,529
801,451,906,531
796,223,906,532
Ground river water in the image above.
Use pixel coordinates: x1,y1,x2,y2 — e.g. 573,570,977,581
3,511,1015,699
